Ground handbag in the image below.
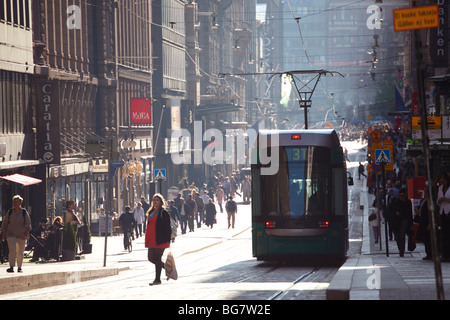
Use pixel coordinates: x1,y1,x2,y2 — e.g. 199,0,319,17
407,230,416,252
165,251,178,280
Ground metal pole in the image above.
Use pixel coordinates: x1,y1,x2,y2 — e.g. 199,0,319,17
413,1,445,300
382,164,388,257
103,137,112,267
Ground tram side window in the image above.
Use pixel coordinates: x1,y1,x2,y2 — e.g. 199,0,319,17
333,168,346,215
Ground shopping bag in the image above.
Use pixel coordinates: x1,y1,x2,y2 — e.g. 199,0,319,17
165,251,178,280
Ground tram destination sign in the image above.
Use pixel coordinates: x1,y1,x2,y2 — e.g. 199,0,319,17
393,5,439,32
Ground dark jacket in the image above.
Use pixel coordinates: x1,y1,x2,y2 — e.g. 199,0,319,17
155,209,172,245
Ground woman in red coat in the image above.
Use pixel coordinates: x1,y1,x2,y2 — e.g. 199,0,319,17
145,193,172,285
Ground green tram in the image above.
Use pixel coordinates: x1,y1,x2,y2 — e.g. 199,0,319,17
251,130,351,261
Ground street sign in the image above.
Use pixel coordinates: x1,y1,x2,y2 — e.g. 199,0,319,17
411,116,442,140
375,149,391,165
154,169,166,181
371,129,382,142
393,5,439,32
372,163,382,173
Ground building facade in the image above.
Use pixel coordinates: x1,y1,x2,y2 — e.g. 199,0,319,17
0,0,41,223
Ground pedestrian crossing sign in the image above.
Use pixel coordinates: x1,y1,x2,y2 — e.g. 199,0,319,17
375,149,391,165
154,169,166,181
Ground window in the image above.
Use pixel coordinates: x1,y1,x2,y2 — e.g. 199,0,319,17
260,146,331,218
12,0,17,25
19,0,24,26
1,1,29,27
0,0,5,21
6,0,11,23
0,71,29,134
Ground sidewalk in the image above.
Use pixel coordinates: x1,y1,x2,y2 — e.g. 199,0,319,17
0,197,251,296
327,180,450,300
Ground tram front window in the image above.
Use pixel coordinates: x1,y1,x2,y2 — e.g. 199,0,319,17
260,146,331,219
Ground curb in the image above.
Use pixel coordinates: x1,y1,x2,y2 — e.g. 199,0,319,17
326,257,358,300
1,267,120,295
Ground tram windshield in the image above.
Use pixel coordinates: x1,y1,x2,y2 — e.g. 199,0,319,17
260,146,331,219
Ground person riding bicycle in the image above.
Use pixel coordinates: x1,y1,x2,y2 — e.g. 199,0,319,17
119,206,136,251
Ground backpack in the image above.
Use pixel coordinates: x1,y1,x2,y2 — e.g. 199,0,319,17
7,208,27,225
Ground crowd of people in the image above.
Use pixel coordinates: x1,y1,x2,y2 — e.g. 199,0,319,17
353,117,450,261
115,173,251,285
119,173,251,244
0,196,82,272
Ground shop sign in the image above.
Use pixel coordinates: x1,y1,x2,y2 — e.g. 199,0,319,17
35,80,61,164
130,98,152,125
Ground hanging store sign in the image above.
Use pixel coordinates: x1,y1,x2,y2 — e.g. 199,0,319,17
393,5,439,32
35,80,61,164
430,0,448,68
130,98,152,125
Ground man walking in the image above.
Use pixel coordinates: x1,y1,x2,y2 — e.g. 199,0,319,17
225,196,237,229
132,202,145,238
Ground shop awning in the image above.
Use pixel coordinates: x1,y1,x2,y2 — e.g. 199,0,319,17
0,174,42,186
195,104,243,116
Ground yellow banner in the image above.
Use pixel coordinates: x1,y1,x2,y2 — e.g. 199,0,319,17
394,5,439,32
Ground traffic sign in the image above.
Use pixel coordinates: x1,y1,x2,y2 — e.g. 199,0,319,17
393,5,439,32
370,130,381,142
371,130,382,142
154,169,166,181
372,163,382,173
375,149,391,164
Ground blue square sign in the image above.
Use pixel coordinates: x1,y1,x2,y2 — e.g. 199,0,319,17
154,169,166,181
375,149,391,164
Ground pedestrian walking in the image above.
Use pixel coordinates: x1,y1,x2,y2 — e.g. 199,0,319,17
437,171,450,261
241,176,251,204
416,197,432,260
132,202,145,238
186,194,197,232
145,193,173,286
1,195,32,273
194,191,204,228
167,200,180,242
368,203,382,244
178,198,188,234
216,185,225,213
205,198,217,228
222,177,231,199
358,162,366,180
140,196,150,233
389,188,413,257
225,196,237,229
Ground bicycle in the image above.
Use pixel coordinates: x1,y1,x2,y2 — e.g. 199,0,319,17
125,229,133,253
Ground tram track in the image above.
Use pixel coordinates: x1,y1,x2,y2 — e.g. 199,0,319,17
267,267,320,300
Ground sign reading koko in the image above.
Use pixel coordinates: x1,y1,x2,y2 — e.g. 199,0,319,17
36,80,61,164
